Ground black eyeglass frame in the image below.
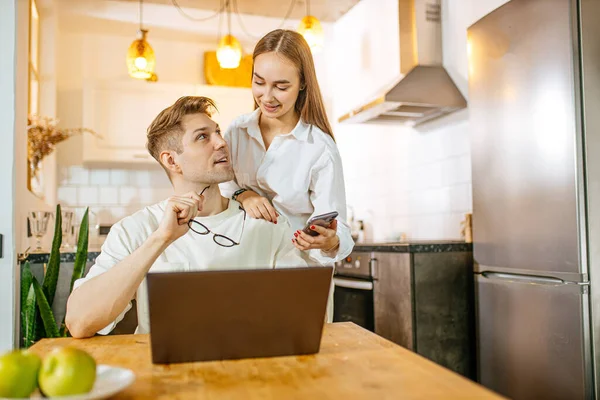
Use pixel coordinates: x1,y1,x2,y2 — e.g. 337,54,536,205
187,206,246,248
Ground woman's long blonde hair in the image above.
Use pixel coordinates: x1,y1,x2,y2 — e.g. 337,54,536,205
253,29,335,141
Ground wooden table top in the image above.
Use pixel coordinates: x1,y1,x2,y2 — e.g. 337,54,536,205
30,322,505,399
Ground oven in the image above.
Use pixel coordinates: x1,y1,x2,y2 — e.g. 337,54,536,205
333,251,375,331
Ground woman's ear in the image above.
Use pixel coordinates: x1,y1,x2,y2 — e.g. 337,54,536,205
159,150,181,174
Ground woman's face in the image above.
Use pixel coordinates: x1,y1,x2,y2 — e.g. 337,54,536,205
252,51,302,120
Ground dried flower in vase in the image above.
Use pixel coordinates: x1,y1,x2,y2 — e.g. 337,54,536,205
27,115,100,177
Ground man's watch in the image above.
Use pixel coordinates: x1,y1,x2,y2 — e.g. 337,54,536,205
232,188,248,201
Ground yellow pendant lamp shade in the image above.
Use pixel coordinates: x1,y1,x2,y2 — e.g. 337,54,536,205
127,29,155,79
217,34,242,69
298,15,324,52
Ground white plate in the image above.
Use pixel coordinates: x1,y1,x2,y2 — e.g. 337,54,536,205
2,364,135,400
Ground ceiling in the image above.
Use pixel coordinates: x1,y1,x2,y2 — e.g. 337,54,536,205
117,0,362,22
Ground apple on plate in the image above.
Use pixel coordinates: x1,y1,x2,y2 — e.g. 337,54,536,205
38,346,96,397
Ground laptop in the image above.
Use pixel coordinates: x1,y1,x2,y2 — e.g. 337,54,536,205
146,266,333,364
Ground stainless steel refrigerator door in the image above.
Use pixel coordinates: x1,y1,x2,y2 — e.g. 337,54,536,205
580,0,600,396
476,273,592,400
468,0,586,280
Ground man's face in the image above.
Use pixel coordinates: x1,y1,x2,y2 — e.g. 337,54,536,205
173,113,234,184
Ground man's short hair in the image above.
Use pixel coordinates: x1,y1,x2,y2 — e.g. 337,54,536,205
146,96,217,163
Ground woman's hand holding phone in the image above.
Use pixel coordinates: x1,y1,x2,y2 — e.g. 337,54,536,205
292,219,340,254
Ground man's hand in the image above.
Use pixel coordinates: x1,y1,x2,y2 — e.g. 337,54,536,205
238,190,279,223
156,191,203,244
292,219,340,255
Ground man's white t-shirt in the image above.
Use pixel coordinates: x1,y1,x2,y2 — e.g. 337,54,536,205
73,199,332,334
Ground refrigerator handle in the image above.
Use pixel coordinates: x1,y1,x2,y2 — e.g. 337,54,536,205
370,258,378,281
481,271,566,285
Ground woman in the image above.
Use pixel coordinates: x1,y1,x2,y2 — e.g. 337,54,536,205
220,29,353,264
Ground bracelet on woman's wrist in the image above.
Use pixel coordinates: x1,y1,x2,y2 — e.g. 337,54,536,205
232,188,248,201
324,238,340,253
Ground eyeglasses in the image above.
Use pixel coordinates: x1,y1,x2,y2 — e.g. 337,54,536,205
188,206,246,248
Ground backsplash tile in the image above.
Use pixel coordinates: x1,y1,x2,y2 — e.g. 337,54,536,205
119,186,139,205
336,118,472,242
57,186,77,205
57,166,173,226
89,169,111,185
109,169,129,186
77,186,99,206
98,187,119,205
57,117,473,243
68,166,89,185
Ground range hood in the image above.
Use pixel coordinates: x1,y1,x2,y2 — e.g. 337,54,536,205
338,0,467,126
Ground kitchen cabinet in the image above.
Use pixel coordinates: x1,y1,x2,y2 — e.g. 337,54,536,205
373,253,414,349
82,81,253,165
331,0,401,117
371,248,475,379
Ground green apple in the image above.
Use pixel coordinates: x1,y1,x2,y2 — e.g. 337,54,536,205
38,346,97,397
0,349,41,398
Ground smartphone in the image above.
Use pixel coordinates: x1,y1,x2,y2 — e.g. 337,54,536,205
302,211,339,236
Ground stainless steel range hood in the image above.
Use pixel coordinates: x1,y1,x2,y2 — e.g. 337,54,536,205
338,0,467,126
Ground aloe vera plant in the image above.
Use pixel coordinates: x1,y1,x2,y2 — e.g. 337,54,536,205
21,205,90,347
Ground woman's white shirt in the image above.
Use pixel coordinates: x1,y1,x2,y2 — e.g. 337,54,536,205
220,109,354,264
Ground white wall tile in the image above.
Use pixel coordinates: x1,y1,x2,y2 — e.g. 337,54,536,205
68,166,89,185
77,186,99,205
107,206,128,222
150,169,171,187
89,169,111,185
109,169,129,186
130,170,151,187
57,166,70,186
449,183,472,212
138,187,157,205
98,186,119,205
57,187,77,205
119,186,139,205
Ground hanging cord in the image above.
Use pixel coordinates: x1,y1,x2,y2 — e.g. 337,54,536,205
171,0,226,22
306,0,310,16
139,0,143,30
217,0,224,43
232,0,297,40
227,0,232,36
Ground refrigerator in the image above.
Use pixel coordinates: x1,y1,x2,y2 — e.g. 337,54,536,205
468,0,600,399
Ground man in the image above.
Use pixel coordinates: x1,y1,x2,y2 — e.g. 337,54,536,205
66,96,330,338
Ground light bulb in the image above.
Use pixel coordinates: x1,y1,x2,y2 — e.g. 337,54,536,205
134,57,148,69
216,35,242,69
126,29,155,80
298,16,324,52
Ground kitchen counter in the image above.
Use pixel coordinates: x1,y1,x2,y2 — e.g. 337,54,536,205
29,322,504,399
352,240,472,253
20,241,472,263
19,248,102,264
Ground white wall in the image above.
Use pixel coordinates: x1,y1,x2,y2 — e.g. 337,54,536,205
54,2,335,234
53,0,512,244
1,0,59,350
331,0,510,242
0,0,18,352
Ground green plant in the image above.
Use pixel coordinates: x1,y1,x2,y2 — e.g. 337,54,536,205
21,205,89,347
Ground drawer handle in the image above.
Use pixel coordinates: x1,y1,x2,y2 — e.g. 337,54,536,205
334,277,373,291
133,153,149,159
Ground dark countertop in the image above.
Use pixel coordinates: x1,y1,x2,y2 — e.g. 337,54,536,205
352,241,472,253
20,241,472,264
20,249,102,264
